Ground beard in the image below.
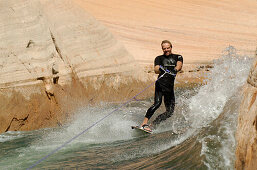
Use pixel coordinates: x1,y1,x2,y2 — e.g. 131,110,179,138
164,51,171,56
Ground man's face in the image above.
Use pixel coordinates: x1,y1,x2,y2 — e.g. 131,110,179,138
162,43,172,56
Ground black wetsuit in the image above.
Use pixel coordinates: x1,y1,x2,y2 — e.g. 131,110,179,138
145,53,183,126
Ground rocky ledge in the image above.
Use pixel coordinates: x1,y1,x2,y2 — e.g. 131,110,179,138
0,0,154,133
236,55,257,169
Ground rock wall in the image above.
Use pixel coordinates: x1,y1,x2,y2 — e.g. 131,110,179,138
0,0,137,88
76,0,257,64
0,0,153,133
236,54,257,169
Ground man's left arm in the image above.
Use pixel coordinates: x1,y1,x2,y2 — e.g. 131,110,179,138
174,61,183,72
173,54,183,73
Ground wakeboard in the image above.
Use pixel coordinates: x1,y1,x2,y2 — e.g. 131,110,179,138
131,126,152,134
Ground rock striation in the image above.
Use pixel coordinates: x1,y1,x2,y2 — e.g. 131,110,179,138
0,0,137,88
0,0,153,133
76,0,257,64
236,54,257,169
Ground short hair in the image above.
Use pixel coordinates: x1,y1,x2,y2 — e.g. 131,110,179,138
161,40,172,48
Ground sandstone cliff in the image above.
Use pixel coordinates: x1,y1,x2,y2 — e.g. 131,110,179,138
77,0,257,64
236,54,257,169
0,0,153,133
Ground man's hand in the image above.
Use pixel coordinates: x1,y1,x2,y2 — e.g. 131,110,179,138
171,68,178,74
170,68,178,77
159,65,164,71
159,65,171,73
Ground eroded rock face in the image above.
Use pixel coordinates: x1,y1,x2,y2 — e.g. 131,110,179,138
0,0,152,133
236,56,257,169
0,0,136,87
76,0,257,64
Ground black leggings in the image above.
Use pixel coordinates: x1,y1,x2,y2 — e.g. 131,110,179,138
145,82,175,126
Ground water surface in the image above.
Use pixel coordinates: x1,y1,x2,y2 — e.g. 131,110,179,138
0,48,252,169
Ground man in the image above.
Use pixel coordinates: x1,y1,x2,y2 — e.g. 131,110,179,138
140,40,183,132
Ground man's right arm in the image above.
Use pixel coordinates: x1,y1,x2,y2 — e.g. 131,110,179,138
154,65,161,74
154,56,161,74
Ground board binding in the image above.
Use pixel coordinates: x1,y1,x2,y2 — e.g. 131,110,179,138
131,126,152,134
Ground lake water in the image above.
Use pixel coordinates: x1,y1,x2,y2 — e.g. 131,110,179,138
0,48,252,169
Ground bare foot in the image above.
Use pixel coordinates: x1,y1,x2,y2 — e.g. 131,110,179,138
141,124,152,132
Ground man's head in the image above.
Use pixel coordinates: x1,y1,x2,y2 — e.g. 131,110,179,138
161,40,172,56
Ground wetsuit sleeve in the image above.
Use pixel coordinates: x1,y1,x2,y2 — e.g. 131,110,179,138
177,55,183,63
154,56,161,66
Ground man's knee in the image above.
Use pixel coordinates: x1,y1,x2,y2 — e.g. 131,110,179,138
152,100,162,110
155,101,162,108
